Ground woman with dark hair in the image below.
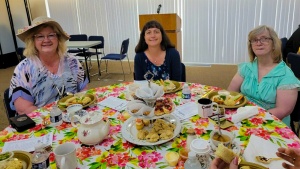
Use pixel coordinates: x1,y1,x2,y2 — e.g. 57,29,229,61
134,20,182,81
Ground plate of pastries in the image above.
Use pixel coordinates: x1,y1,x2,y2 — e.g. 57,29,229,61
121,114,181,146
155,79,182,93
127,98,175,119
0,151,32,169
57,93,96,111
208,90,248,108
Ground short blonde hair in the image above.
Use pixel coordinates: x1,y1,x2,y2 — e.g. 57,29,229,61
23,24,67,58
247,25,282,63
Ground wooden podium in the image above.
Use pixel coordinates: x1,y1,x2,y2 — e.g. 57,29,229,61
139,13,182,57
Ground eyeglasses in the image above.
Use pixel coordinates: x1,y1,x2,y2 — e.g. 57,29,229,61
249,37,272,45
34,33,57,41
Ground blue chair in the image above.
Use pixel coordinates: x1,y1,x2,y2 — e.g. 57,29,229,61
76,36,105,77
3,88,17,123
99,38,131,81
287,52,300,137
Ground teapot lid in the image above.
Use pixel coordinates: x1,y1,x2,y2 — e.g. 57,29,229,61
80,111,103,124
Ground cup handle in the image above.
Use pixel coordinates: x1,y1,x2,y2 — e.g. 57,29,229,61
71,115,81,127
212,102,219,113
60,156,66,169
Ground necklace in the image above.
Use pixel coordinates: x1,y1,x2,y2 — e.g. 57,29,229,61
42,58,66,99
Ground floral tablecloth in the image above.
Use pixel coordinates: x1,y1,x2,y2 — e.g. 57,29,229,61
1,82,300,169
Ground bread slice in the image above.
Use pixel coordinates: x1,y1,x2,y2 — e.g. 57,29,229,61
215,143,237,163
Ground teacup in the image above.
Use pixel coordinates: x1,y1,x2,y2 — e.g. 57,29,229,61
67,104,83,117
54,142,77,169
165,151,179,167
210,129,234,148
198,98,218,118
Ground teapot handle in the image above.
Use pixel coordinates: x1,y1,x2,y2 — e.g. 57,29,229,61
71,115,81,127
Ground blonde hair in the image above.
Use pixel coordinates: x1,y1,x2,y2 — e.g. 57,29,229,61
247,25,282,63
23,23,67,58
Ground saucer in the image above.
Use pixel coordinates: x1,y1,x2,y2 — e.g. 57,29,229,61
62,110,88,123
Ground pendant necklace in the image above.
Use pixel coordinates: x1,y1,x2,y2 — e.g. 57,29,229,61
42,58,66,99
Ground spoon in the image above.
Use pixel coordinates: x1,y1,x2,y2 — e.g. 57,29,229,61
255,156,282,164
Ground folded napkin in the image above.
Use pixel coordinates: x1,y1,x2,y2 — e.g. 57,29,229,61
135,83,164,99
244,135,287,169
231,106,259,123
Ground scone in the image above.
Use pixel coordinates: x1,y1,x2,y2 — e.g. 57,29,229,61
215,143,237,164
137,129,149,140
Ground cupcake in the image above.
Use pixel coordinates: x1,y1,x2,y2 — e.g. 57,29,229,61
136,119,144,130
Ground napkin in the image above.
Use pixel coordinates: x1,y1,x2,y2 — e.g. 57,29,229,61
243,135,287,169
231,106,259,123
135,83,164,99
98,96,128,111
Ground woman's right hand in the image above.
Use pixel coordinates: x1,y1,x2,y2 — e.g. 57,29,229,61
276,147,300,169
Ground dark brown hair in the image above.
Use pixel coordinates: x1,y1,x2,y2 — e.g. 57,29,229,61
135,20,174,53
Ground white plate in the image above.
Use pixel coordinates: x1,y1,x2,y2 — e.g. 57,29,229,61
121,114,181,146
62,110,88,122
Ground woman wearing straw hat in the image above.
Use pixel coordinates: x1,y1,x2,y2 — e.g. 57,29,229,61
9,16,88,115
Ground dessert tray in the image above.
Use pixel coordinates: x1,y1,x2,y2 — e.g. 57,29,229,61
121,114,181,146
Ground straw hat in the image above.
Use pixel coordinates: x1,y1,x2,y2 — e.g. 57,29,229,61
16,16,70,42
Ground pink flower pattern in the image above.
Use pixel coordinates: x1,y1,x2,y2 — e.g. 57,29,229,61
138,151,163,168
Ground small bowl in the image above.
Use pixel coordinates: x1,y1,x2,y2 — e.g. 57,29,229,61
0,151,14,163
210,130,234,148
165,151,179,167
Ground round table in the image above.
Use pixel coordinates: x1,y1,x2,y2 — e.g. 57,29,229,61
1,82,299,169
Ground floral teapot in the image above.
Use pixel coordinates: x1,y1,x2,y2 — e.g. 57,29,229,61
71,111,110,145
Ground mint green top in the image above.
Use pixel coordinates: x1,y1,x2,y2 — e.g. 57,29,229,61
239,59,300,125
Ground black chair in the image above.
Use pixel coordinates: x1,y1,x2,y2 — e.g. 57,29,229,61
76,36,105,77
16,47,25,62
100,38,131,81
287,52,300,137
281,37,288,62
3,88,17,123
68,34,88,53
181,63,186,82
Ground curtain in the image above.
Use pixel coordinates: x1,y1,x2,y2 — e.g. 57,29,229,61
46,0,300,64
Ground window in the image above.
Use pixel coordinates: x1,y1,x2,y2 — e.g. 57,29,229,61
46,0,300,64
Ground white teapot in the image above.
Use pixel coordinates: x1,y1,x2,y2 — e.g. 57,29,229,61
71,111,110,145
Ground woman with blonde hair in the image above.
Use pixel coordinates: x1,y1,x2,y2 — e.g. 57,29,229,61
9,16,88,115
228,25,300,125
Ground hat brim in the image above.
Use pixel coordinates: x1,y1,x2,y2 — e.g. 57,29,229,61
16,19,69,42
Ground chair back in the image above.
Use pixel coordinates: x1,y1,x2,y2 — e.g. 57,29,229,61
69,34,88,41
89,36,104,49
120,38,129,55
181,63,186,82
287,53,300,78
16,47,25,61
281,37,288,54
3,88,16,121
